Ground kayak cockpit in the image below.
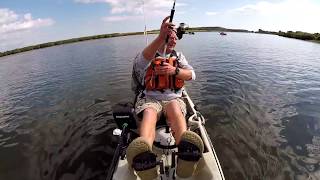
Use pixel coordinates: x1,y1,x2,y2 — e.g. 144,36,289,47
108,89,225,180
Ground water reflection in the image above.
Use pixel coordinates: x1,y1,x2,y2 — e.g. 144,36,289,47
30,100,116,180
0,33,320,180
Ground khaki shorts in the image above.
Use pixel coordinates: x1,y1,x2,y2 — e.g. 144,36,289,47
135,95,187,119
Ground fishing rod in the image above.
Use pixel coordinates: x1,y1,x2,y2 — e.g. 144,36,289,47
163,0,177,57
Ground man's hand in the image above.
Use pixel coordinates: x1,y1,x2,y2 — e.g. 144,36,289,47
159,16,176,42
142,16,176,61
155,62,176,75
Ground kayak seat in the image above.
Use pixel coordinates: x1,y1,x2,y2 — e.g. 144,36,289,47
135,109,170,128
156,112,169,127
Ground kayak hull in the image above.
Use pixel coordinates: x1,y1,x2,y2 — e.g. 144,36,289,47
110,89,225,180
113,136,224,180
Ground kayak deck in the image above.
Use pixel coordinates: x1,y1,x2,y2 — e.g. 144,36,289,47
110,89,225,180
114,149,224,180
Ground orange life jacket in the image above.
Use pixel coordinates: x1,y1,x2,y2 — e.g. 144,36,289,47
145,53,184,91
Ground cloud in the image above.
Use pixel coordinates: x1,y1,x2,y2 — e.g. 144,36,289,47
0,8,55,52
220,0,320,32
229,1,271,14
0,8,18,25
205,11,218,16
75,0,187,21
0,8,54,34
102,15,142,22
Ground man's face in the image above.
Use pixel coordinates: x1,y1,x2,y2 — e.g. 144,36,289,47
167,30,178,52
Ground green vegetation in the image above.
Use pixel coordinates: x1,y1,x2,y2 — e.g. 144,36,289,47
256,29,278,35
256,29,320,42
0,27,251,58
0,32,144,57
1,27,318,58
187,27,251,33
278,31,320,41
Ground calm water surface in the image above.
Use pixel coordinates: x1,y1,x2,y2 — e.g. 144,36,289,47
0,32,320,180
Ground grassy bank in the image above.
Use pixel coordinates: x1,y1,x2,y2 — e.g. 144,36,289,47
256,29,320,42
2,27,319,58
0,27,252,58
278,31,320,41
0,32,149,58
188,27,251,33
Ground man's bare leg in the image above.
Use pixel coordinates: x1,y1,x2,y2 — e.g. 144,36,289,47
165,100,187,144
139,108,158,146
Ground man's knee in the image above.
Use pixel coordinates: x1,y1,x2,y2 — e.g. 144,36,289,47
141,107,158,122
143,107,157,116
135,97,162,118
165,99,186,117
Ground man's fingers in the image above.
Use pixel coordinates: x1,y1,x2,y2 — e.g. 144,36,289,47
162,17,175,28
164,23,175,29
162,16,170,24
168,24,175,29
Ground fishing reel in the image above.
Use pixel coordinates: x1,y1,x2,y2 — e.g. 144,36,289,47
176,23,189,40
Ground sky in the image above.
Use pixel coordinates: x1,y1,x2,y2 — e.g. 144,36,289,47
1,0,320,52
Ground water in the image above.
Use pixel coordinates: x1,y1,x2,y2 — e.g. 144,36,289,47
0,32,320,180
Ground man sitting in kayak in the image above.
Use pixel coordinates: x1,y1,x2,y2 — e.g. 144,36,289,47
127,16,204,179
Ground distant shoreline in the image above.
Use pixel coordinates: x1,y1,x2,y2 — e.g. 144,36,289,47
1,27,319,57
255,29,320,43
0,27,251,58
0,32,145,58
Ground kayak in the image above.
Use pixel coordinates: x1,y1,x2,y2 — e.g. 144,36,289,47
107,89,225,180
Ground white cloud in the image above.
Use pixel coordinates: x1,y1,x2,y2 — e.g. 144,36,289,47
206,11,218,16
103,8,169,22
230,1,271,14
102,15,142,22
0,8,55,52
75,0,187,21
225,0,320,32
0,8,54,34
0,8,18,25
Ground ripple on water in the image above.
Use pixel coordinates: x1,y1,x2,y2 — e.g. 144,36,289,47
28,100,117,180
1,32,320,180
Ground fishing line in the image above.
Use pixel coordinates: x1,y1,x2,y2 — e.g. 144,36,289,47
141,0,148,45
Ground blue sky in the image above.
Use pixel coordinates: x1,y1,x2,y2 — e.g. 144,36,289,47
1,0,320,52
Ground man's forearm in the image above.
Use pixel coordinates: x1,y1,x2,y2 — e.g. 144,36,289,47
142,36,165,61
176,69,193,81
